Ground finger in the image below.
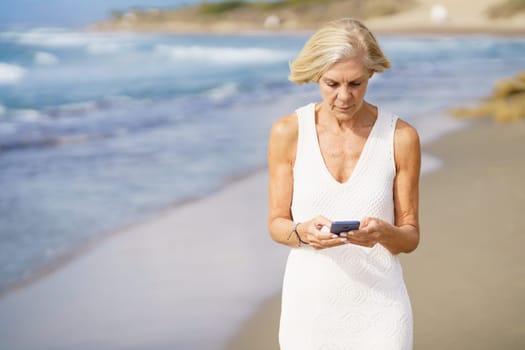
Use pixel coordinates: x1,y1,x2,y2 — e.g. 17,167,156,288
345,232,374,243
346,234,377,245
314,215,332,230
347,227,373,237
316,232,338,240
360,217,372,228
310,241,323,249
320,236,348,247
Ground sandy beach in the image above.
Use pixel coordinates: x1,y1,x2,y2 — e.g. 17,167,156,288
0,167,290,349
227,118,525,350
1,116,524,349
91,0,525,35
1,1,524,347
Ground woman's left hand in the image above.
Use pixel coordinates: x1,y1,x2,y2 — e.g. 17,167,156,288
339,217,392,248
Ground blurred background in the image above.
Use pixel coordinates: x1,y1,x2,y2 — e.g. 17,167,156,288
0,1,524,349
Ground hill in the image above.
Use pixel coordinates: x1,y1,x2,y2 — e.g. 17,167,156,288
90,0,525,34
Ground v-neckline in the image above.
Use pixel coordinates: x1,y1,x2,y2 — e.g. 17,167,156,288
313,104,380,186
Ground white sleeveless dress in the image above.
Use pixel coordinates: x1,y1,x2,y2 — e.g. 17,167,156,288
279,103,413,350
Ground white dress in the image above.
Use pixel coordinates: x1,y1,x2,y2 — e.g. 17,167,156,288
279,103,413,350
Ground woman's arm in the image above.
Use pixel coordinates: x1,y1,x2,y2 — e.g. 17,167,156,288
267,113,303,247
342,119,421,254
378,119,421,254
267,113,340,248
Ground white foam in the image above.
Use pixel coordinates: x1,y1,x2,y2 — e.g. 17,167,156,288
412,113,472,145
86,42,130,55
208,83,238,101
16,30,90,48
421,153,443,175
154,44,292,64
0,63,26,85
10,28,134,52
46,101,98,116
12,109,42,122
34,51,60,66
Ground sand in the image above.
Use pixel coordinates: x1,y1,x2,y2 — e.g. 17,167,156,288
2,118,523,350
0,170,289,350
226,118,525,350
366,0,525,35
91,0,525,35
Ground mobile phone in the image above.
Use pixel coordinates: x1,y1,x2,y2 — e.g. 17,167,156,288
330,220,360,235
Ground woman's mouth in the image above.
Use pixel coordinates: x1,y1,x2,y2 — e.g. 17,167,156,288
333,105,353,111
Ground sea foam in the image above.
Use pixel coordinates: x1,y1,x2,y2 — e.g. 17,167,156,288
34,51,60,65
0,63,25,85
154,44,292,64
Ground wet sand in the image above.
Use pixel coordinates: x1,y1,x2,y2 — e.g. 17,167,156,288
0,117,523,349
226,118,525,350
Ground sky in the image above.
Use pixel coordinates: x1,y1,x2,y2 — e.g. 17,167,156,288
0,0,219,28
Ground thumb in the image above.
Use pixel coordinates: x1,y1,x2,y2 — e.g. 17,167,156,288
360,217,372,228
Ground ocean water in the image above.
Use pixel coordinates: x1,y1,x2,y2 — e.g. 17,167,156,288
0,28,524,293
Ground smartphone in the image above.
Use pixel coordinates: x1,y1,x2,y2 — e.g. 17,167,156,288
330,220,360,235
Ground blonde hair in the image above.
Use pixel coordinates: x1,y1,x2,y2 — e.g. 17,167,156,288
289,18,391,84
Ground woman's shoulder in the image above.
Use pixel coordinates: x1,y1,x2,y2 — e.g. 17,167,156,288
271,102,316,138
394,118,420,146
393,117,421,169
268,112,299,163
270,112,299,142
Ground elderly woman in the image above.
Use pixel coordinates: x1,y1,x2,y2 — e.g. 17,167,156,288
267,18,421,349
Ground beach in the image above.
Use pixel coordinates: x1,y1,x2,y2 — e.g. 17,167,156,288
90,0,525,35
1,116,524,349
1,3,525,348
227,118,525,350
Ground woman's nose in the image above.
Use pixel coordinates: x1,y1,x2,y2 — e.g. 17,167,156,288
337,86,352,100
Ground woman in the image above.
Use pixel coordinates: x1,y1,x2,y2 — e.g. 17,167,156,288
267,18,420,349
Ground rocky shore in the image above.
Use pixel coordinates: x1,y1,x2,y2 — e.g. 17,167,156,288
451,71,525,122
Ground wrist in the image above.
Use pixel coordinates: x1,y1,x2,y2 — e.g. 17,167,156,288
288,222,309,246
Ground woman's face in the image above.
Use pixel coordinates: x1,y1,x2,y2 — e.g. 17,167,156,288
318,57,372,120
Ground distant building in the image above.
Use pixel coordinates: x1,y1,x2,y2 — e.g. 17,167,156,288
264,15,281,29
430,4,448,23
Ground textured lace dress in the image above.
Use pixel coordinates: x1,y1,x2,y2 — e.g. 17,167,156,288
279,103,413,350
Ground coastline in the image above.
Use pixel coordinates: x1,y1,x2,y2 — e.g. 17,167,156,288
0,169,290,350
87,0,525,36
84,25,525,37
1,26,524,348
0,165,268,299
226,117,525,350
0,116,524,349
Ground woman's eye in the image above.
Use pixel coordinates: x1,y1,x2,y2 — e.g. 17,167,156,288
350,82,362,87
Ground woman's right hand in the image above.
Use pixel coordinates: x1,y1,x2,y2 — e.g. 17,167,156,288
298,215,348,249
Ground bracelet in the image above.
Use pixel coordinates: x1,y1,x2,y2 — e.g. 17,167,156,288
287,222,309,246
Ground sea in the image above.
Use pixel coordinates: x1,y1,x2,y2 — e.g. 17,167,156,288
1,27,524,298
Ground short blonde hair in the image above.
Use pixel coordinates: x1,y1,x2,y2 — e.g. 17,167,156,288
289,18,391,84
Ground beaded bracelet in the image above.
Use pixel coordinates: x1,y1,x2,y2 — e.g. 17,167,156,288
287,222,309,246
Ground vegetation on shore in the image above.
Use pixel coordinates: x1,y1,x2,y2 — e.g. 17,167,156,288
486,0,525,18
450,71,525,122
96,0,415,32
196,0,410,17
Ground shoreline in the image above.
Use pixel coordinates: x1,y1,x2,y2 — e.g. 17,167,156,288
0,110,467,298
226,117,525,350
0,168,290,350
0,165,268,299
82,24,525,37
85,0,525,37
0,115,523,349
